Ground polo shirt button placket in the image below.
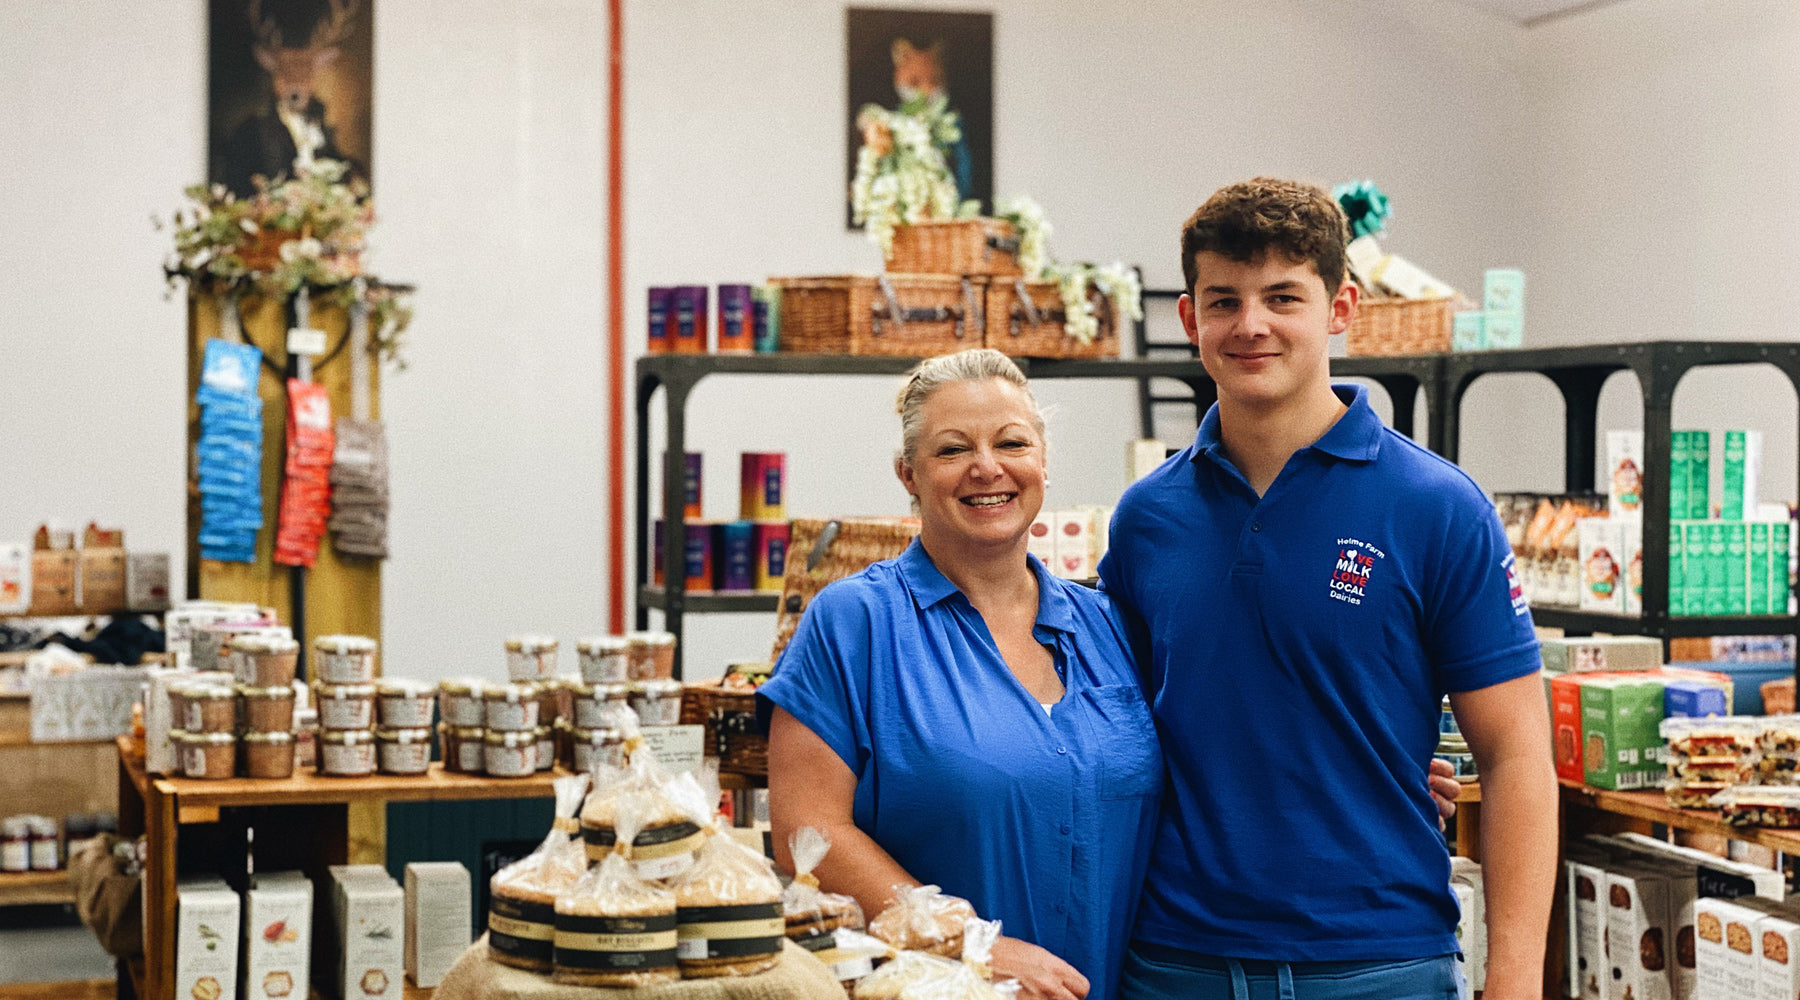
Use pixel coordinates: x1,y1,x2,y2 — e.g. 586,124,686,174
1251,522,1262,533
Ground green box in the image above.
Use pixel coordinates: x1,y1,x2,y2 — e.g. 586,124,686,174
1669,431,1691,521
1722,430,1761,521
1580,677,1667,790
1683,521,1708,616
1668,521,1687,616
1687,430,1711,519
1484,268,1525,315
1704,522,1729,615
1452,311,1486,352
1749,521,1772,615
1724,521,1748,615
1775,521,1792,615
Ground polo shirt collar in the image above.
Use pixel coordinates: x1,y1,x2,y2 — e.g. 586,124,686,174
1191,382,1384,466
896,537,1078,635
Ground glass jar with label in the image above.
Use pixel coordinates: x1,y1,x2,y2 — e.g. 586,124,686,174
241,730,296,779
626,631,677,680
504,635,559,682
533,726,555,772
628,679,684,727
483,683,540,731
376,678,436,729
314,634,378,684
376,728,434,775
577,636,629,684
440,725,487,775
315,683,378,731
438,679,487,728
572,682,632,729
0,819,29,872
572,726,627,775
237,684,296,733
483,729,537,778
180,731,237,779
28,817,59,872
232,634,301,687
183,683,237,734
319,729,377,777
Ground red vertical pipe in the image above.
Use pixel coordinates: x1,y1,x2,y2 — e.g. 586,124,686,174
606,0,626,633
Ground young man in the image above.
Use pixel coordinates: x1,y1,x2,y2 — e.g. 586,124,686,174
1099,177,1556,1000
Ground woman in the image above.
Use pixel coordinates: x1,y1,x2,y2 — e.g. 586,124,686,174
758,350,1459,1000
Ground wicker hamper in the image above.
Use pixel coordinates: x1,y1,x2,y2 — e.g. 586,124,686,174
985,278,1117,359
775,274,984,357
770,517,919,664
679,679,765,775
888,218,1023,276
1345,296,1453,356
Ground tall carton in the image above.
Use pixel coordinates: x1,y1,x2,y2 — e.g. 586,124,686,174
1670,431,1692,525
1569,860,1609,1000
1669,521,1687,616
1749,521,1773,616
1685,430,1711,520
1621,517,1644,616
1683,522,1708,616
1756,906,1800,1000
1695,896,1764,1000
1606,866,1672,1000
1703,523,1728,616
339,879,405,1000
1581,677,1666,790
403,862,470,989
178,877,241,1000
1551,673,1589,783
1774,521,1793,615
243,872,312,1000
1607,430,1645,517
1579,518,1625,613
1721,430,1762,521
1726,521,1749,615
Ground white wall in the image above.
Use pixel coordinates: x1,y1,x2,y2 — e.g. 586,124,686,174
7,0,1793,683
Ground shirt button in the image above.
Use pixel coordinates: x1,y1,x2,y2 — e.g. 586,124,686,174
1060,824,1071,835
1251,522,1262,533
1056,746,1068,755
1056,903,1067,914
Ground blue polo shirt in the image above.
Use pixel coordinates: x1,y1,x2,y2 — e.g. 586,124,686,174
1098,384,1538,962
757,539,1161,1000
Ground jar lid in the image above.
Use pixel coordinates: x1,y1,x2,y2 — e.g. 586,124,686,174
631,679,683,696
376,728,433,743
1438,735,1470,752
2,819,28,836
315,634,377,654
484,729,535,747
316,683,378,698
529,679,562,695
28,817,57,836
589,682,631,700
241,730,295,745
439,678,487,697
178,731,236,746
185,684,236,701
572,726,623,743
577,636,629,654
236,684,296,700
533,725,553,738
376,678,434,698
451,726,487,738
484,683,534,702
231,634,299,654
321,729,376,745
504,635,559,653
627,630,677,648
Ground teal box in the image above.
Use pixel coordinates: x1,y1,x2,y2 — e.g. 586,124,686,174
1668,521,1687,616
1669,431,1691,522
1484,268,1525,315
1749,521,1772,616
1725,521,1748,615
1483,310,1522,349
1685,429,1711,519
1775,521,1792,614
1682,521,1708,615
1704,522,1729,616
1452,312,1486,352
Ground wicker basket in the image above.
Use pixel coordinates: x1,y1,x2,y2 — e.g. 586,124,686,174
984,278,1117,359
775,274,984,356
771,517,920,664
679,679,765,775
888,218,1022,276
1345,296,1453,356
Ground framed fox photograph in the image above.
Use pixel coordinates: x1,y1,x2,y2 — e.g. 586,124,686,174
209,0,374,197
845,7,994,228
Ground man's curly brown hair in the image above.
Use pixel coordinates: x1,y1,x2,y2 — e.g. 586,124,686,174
1180,177,1349,298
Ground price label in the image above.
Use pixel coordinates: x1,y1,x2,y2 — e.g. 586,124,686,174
639,724,705,774
287,327,328,356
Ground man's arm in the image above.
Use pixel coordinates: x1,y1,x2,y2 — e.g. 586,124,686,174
1450,671,1558,1000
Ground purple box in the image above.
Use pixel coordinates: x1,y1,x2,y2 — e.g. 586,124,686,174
716,284,754,353
647,287,672,353
673,285,708,353
717,520,754,591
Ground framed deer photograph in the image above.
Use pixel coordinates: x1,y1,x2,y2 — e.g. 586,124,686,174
208,0,373,197
845,7,994,228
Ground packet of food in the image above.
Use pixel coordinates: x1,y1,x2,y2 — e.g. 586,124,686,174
852,948,962,1000
553,788,681,987
668,817,786,978
487,772,591,971
868,884,976,958
784,826,867,949
580,745,714,880
811,928,895,994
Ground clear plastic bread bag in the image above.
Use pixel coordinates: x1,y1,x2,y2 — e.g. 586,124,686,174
552,788,681,987
868,884,977,958
667,817,786,978
852,948,962,1000
784,826,868,952
579,744,715,881
486,772,591,971
812,928,896,994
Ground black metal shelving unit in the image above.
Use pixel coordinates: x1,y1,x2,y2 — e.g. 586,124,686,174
634,351,1440,678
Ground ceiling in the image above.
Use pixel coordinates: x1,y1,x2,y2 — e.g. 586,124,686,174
1449,0,1625,25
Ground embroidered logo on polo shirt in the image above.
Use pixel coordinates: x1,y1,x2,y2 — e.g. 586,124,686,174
1504,552,1530,617
1329,538,1384,606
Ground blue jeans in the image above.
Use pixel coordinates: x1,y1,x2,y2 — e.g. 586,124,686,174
1118,942,1466,1000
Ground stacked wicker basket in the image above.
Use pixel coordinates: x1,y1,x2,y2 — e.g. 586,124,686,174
773,219,1117,359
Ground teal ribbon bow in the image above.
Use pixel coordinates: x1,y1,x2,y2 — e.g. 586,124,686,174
1333,180,1392,241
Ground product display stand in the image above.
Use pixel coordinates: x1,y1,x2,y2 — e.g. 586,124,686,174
117,737,558,1000
634,353,1441,678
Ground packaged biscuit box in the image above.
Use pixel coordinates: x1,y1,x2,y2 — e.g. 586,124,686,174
1605,865,1672,1000
1581,676,1667,791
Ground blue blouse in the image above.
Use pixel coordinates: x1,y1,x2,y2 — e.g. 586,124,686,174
757,539,1162,1000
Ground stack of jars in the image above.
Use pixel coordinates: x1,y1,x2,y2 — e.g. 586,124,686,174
0,815,61,872
235,633,300,779
487,636,558,778
624,631,682,725
314,634,380,777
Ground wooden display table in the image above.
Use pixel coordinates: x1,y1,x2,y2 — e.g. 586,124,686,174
119,738,559,1000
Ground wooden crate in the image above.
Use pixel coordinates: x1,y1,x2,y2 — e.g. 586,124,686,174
888,218,1022,276
1345,297,1452,356
774,275,984,356
27,550,77,616
984,278,1117,359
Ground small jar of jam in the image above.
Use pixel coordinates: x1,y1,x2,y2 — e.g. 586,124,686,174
319,729,377,777
376,728,433,776
240,730,296,779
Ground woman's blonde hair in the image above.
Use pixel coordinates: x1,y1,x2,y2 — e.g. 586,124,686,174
894,349,1046,474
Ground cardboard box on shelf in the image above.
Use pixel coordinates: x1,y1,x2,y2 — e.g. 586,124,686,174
27,549,77,616
1721,430,1762,521
242,872,311,1000
1581,676,1667,791
1606,431,1645,517
1605,865,1673,1000
177,877,240,1000
1578,518,1626,613
1542,636,1662,674
338,878,404,1000
1567,859,1608,1000
1756,905,1800,1000
403,862,469,989
126,552,171,612
1695,896,1765,1000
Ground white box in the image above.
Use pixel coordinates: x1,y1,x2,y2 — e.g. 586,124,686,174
1607,430,1646,517
339,879,405,1000
1620,517,1644,617
126,552,172,611
1647,861,1698,1000
404,862,470,988
142,667,195,776
1606,866,1672,1000
1607,832,1786,898
1127,439,1167,482
1579,518,1627,613
1757,907,1800,1000
1569,861,1608,1000
1027,510,1056,569
1053,509,1095,580
1696,896,1764,1000
243,872,311,1000
1450,857,1485,992
0,543,28,614
178,878,241,1000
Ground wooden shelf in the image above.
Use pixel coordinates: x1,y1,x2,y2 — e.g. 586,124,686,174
153,761,564,812
0,868,74,907
1560,778,1800,853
